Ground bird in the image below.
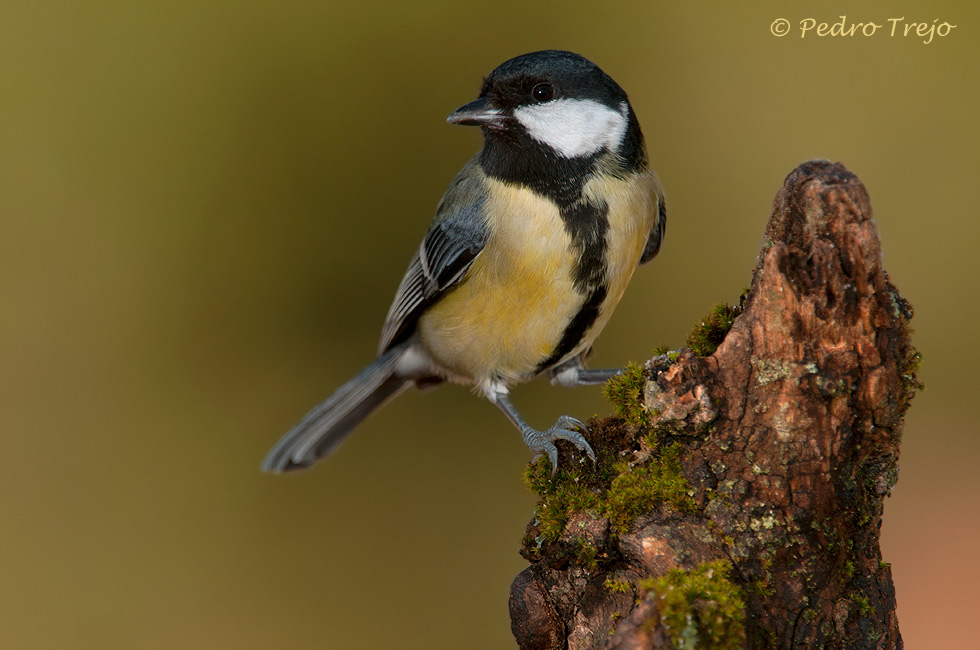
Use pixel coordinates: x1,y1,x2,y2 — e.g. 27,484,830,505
262,50,666,474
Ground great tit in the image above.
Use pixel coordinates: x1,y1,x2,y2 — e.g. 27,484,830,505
262,50,666,474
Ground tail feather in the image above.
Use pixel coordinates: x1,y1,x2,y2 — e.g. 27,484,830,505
262,347,409,473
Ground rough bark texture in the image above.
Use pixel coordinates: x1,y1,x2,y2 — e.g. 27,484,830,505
510,161,917,650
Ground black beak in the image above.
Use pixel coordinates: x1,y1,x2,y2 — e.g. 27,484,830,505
447,96,504,127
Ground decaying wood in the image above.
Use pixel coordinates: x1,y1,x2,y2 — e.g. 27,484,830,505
509,161,916,649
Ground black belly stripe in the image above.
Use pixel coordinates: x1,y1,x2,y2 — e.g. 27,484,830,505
536,283,607,372
535,199,610,372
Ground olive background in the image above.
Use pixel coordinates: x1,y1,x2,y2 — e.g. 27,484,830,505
1,1,977,649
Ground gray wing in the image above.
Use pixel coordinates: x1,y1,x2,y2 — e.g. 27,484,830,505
639,193,667,265
378,159,489,354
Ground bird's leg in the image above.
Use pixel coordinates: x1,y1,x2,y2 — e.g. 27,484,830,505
550,357,623,387
491,390,596,475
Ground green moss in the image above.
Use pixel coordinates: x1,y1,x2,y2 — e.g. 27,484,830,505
523,463,601,545
603,577,633,594
522,424,697,552
640,560,746,650
892,290,922,409
574,538,599,569
901,347,924,395
851,594,873,617
605,442,696,533
747,579,775,598
686,302,743,356
603,362,650,426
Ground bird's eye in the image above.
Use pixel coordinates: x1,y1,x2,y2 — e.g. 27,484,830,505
531,83,554,103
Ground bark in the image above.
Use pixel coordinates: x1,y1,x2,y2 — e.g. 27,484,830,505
509,161,917,650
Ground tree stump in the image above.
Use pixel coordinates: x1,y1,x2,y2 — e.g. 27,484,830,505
509,161,919,650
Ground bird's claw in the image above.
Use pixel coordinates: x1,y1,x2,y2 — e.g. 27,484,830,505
525,415,596,476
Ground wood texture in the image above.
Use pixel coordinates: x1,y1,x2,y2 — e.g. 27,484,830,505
510,161,916,650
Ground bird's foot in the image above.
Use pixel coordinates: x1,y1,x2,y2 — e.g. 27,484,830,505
523,415,596,476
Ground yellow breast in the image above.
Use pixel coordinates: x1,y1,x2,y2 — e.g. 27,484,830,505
580,167,662,341
417,167,662,387
418,180,580,384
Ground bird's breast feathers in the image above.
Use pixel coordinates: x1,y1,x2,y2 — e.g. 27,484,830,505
417,168,660,386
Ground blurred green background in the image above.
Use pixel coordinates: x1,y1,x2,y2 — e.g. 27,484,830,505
1,1,976,648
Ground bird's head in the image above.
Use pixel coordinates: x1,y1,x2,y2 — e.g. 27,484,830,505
447,50,641,163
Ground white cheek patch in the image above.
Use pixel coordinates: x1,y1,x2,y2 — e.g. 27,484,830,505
514,99,629,158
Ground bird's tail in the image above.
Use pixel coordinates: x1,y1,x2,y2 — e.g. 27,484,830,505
261,346,410,473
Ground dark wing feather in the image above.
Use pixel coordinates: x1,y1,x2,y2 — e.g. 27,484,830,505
378,159,489,353
639,193,667,265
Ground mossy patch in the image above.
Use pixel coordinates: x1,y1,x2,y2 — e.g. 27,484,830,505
604,437,696,533
892,290,922,408
639,559,746,650
603,577,633,594
574,537,599,569
686,300,744,357
900,347,924,397
850,594,873,617
603,362,651,427
523,464,601,545
522,422,697,557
